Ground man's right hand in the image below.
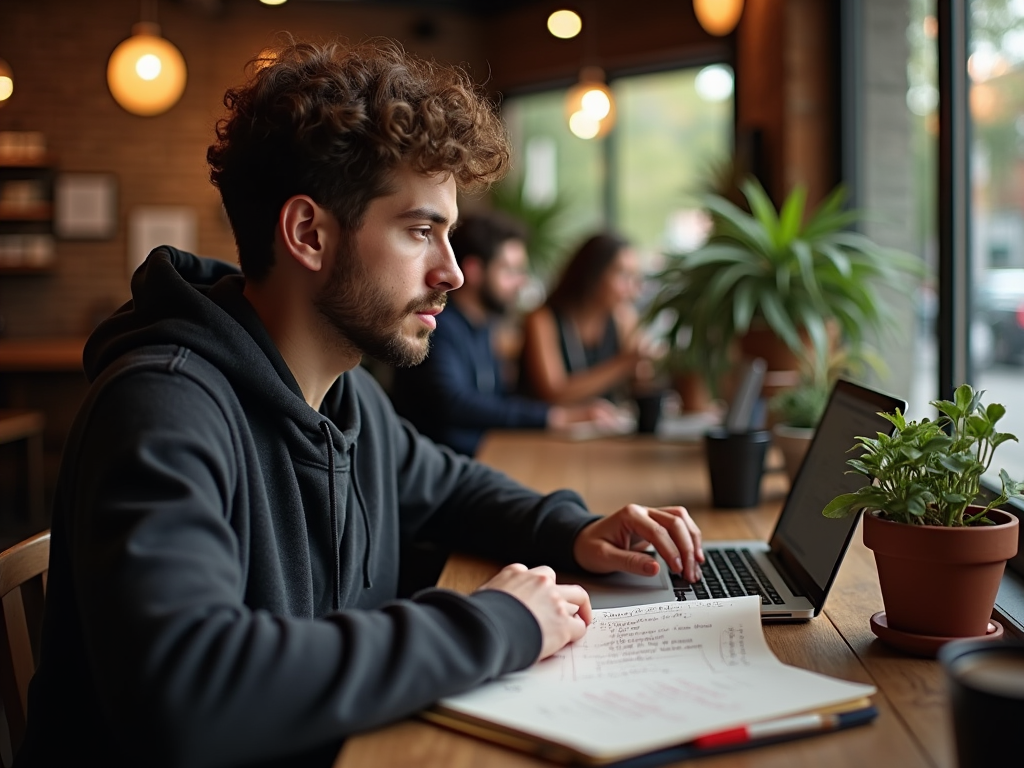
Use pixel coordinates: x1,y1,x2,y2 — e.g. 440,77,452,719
477,564,591,661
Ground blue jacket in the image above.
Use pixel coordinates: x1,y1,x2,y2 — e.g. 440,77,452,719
391,302,550,456
17,247,598,768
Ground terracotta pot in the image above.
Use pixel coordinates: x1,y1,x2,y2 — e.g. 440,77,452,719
737,325,804,373
863,508,1019,638
771,423,814,485
735,321,841,401
672,371,713,413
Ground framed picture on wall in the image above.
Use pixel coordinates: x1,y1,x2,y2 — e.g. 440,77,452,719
127,206,197,278
54,172,118,240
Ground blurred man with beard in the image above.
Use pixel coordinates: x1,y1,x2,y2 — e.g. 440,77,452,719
391,211,619,456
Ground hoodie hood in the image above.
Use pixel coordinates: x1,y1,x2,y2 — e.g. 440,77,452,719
84,246,354,438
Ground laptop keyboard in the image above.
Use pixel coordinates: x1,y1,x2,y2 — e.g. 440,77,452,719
670,548,787,606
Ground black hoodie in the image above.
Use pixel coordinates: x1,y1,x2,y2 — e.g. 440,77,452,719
17,247,600,768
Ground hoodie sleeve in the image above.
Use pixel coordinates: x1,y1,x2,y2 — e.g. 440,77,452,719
57,368,549,768
354,368,601,571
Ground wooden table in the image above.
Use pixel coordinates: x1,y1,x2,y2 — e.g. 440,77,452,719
336,432,955,768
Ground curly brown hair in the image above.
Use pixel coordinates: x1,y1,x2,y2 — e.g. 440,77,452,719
207,37,510,281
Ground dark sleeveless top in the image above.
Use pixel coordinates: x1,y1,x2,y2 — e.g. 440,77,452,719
554,309,620,375
519,308,622,401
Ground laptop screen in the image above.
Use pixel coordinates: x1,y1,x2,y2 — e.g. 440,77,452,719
769,380,906,600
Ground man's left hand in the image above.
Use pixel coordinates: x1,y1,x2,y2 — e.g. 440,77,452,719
572,505,704,583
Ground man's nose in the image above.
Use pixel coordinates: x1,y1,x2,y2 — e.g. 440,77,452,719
427,240,463,292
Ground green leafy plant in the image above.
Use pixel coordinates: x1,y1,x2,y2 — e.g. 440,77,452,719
644,176,926,386
823,384,1024,527
770,382,830,430
769,347,884,429
490,176,576,283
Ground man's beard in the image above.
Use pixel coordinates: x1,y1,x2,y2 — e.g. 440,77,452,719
479,279,510,316
314,240,447,368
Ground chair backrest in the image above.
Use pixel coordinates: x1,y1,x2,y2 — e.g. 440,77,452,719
0,530,49,766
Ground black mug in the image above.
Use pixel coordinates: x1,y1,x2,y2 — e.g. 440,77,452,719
939,638,1024,768
704,427,771,508
634,390,666,434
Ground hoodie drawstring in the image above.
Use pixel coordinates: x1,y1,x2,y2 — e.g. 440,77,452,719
350,445,373,590
319,422,341,610
320,421,373,602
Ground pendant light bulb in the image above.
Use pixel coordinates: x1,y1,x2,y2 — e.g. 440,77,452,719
693,0,744,36
0,58,13,105
565,67,615,140
107,22,187,116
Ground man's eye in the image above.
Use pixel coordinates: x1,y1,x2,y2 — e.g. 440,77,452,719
413,228,431,239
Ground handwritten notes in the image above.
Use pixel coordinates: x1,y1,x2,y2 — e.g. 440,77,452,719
435,596,874,762
528,599,764,687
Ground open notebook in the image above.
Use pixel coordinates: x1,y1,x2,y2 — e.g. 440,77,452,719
426,596,876,766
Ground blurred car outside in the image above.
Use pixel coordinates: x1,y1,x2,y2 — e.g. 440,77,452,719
978,268,1024,366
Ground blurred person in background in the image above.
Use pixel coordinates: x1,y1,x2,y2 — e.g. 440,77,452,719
391,211,619,456
518,232,658,406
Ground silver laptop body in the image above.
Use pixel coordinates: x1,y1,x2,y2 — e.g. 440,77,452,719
567,379,907,621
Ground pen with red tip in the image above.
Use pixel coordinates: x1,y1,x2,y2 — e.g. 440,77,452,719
693,710,865,749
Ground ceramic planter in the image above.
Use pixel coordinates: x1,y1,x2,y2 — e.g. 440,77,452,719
863,508,1019,638
672,371,713,413
771,423,814,484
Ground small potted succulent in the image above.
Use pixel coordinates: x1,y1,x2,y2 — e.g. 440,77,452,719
823,384,1023,650
768,377,829,483
768,348,880,482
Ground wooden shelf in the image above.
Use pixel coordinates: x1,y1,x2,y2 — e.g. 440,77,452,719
0,337,87,371
0,154,55,169
0,205,52,221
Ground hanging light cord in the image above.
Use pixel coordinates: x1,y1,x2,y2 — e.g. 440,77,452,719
141,0,159,25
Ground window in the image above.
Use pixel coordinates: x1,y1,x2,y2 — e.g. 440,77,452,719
967,0,1024,478
847,1,939,432
906,0,941,419
499,65,734,284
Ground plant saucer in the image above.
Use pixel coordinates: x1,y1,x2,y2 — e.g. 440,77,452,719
870,611,1004,658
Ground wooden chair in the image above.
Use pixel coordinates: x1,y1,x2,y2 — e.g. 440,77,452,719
0,530,49,767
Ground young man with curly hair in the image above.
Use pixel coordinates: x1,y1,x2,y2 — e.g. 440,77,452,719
18,39,703,768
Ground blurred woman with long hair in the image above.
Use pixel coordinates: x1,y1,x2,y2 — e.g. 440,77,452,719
519,232,654,405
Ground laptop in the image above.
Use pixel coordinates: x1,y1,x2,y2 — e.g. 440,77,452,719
566,378,907,621
723,356,767,432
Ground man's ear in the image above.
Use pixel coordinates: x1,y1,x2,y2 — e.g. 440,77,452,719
278,195,335,273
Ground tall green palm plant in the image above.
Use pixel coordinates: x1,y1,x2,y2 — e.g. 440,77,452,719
645,177,925,386
490,176,576,283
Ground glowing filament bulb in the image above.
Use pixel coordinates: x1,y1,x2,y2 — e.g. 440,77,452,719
547,10,582,39
136,54,162,80
581,89,610,119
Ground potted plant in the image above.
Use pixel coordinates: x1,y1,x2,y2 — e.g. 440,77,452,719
643,176,924,395
658,346,715,414
823,384,1023,650
768,347,882,482
768,375,829,483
